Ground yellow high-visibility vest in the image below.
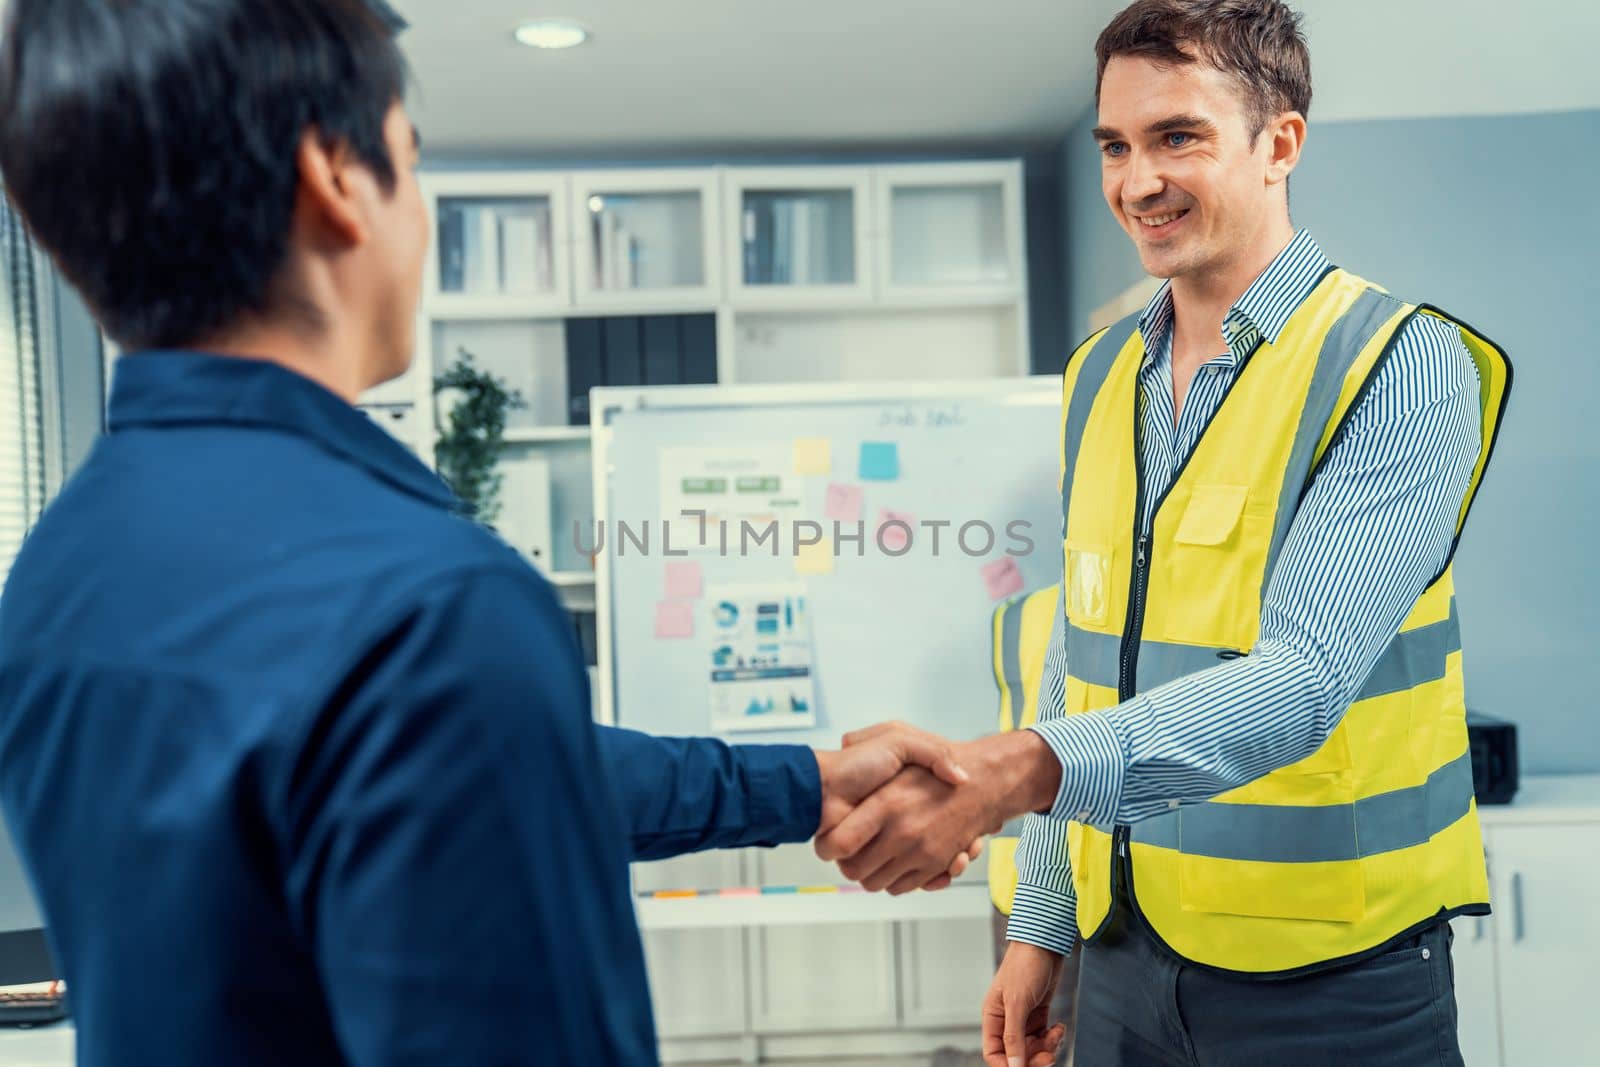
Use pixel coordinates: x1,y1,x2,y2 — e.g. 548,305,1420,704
1058,269,1512,974
987,584,1060,915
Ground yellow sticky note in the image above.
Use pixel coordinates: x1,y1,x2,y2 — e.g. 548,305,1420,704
793,438,831,476
794,536,835,576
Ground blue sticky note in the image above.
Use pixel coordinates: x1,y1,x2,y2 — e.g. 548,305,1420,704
858,442,900,481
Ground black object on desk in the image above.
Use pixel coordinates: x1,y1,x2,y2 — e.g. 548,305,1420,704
1466,710,1519,805
0,980,67,1027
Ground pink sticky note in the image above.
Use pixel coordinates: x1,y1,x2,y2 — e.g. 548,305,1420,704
654,600,696,639
824,483,864,523
981,556,1025,601
664,561,703,599
875,509,916,553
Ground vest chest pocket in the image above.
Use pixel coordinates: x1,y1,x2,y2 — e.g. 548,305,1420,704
1161,484,1259,648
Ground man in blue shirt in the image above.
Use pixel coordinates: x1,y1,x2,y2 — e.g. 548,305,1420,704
0,2,989,1063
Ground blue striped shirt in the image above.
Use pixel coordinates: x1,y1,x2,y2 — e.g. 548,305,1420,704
1007,230,1482,956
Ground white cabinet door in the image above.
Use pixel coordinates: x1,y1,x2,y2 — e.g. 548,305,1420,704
1490,822,1600,1066
899,917,995,1028
723,167,875,309
421,172,572,317
872,161,1026,308
568,169,722,310
1449,914,1502,1067
746,843,898,1032
633,851,747,1039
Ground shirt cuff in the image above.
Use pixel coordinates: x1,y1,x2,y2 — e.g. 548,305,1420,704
1005,882,1078,957
1028,710,1128,829
739,743,822,845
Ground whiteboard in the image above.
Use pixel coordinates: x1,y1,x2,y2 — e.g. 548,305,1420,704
591,377,1062,747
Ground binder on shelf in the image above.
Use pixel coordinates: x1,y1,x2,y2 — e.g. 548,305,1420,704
641,316,680,385
771,199,793,285
741,205,758,286
535,210,553,291
481,206,503,292
496,455,554,569
565,318,603,425
680,315,717,384
438,202,466,292
500,212,540,294
602,317,643,386
790,197,813,286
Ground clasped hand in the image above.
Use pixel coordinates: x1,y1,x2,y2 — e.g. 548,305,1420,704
812,721,1055,895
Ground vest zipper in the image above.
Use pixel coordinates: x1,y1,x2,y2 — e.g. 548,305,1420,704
1112,380,1152,923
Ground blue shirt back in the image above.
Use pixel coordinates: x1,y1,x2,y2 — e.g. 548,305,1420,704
0,353,661,1065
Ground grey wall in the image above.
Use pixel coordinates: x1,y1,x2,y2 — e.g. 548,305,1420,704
1057,107,1600,774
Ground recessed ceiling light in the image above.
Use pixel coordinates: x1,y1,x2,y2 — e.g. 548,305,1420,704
513,19,590,50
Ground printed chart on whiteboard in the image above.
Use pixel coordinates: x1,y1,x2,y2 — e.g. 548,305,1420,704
706,583,817,733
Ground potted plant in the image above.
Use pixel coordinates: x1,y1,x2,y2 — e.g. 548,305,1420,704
433,348,526,526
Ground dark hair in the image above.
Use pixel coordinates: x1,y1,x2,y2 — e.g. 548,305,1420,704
0,0,409,350
1095,0,1311,144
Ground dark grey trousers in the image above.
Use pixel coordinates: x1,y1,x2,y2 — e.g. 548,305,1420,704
1072,912,1464,1067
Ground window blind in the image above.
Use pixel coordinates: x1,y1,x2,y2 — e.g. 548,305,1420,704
0,195,48,583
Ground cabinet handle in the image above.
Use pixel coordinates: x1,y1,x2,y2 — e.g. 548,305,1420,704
1511,871,1525,943
1473,917,1484,942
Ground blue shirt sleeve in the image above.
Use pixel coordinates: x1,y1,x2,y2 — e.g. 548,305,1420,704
598,726,821,861
280,564,656,1066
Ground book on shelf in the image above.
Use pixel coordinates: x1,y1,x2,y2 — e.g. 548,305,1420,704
461,203,503,294
437,202,466,292
499,211,540,294
771,198,793,285
790,196,813,286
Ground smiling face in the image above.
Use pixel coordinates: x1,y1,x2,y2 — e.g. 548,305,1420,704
1095,52,1296,284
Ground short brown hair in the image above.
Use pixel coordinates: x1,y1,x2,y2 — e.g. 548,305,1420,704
1095,0,1312,144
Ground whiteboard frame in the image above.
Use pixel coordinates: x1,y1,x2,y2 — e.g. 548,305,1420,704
588,375,1061,728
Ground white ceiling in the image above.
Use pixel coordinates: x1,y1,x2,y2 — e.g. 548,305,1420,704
393,0,1126,157
394,0,1600,159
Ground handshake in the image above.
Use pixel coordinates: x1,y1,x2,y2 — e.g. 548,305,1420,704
809,722,1063,894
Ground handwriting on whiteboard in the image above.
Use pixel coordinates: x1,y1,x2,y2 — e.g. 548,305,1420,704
877,403,967,429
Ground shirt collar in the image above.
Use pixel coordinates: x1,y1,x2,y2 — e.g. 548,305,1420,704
108,351,462,512
1136,228,1333,368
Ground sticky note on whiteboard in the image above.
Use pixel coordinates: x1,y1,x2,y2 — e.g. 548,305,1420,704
654,600,696,639
858,442,900,481
981,556,1025,601
876,509,916,553
824,483,864,523
794,537,835,576
793,438,832,475
664,561,703,599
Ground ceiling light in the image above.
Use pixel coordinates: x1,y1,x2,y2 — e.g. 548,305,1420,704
514,19,590,50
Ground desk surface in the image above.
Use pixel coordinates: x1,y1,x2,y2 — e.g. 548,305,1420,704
0,1021,71,1067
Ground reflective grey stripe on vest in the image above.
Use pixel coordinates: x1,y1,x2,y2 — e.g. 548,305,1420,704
998,597,1027,733
1064,599,1459,699
1127,748,1476,863
1260,286,1409,589
1060,314,1141,520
